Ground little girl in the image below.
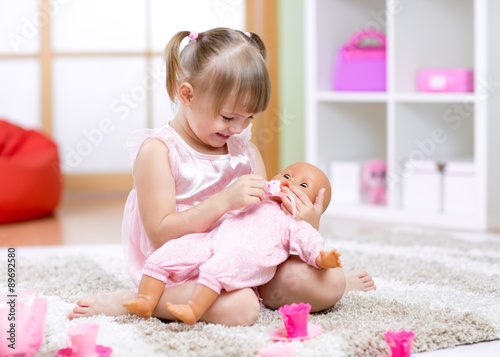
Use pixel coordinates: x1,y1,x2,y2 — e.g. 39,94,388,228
68,28,375,325
123,162,342,324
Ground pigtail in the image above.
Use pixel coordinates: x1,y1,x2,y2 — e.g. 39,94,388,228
244,31,268,61
164,31,190,102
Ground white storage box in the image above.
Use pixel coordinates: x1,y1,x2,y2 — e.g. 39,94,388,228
329,161,361,204
443,161,475,215
401,161,442,213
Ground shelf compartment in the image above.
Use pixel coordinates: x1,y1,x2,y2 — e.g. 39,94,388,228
394,0,474,93
316,102,387,173
314,0,386,92
393,102,474,164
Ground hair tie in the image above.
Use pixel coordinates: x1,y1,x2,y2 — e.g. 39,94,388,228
243,31,251,38
188,31,198,41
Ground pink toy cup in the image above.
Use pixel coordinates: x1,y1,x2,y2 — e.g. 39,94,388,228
384,330,415,357
278,303,311,338
0,290,47,357
66,322,100,357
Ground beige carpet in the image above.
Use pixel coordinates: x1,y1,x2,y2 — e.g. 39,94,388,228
2,227,500,356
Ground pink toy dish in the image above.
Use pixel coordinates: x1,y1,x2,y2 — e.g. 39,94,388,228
56,322,112,357
270,303,322,342
377,330,415,357
257,343,296,357
0,290,47,357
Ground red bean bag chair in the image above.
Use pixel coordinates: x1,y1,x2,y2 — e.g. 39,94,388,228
0,120,62,223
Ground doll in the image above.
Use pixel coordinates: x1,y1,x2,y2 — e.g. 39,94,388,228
360,159,387,205
123,162,342,325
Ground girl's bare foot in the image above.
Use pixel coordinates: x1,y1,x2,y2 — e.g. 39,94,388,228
344,271,376,293
67,290,137,320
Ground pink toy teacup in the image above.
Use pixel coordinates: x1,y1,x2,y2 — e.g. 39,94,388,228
0,290,47,357
278,303,311,338
66,322,100,357
384,330,414,357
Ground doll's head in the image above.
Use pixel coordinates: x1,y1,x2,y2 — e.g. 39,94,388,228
271,162,332,212
164,27,271,117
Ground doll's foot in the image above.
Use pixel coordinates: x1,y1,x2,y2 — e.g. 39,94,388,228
344,271,376,293
123,297,156,319
67,290,136,320
166,302,198,325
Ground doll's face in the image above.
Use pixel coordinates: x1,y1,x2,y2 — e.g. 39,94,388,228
271,162,331,211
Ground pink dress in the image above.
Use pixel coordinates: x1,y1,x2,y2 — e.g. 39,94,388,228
122,124,255,287
143,200,324,294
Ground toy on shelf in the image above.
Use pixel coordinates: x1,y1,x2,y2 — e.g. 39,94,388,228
269,303,322,342
418,69,473,93
377,330,415,357
360,159,387,205
56,322,112,357
333,30,387,91
0,290,47,357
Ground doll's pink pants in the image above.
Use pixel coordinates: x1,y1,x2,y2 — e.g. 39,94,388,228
143,201,324,294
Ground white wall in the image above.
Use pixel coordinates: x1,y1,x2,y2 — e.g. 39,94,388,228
0,0,246,174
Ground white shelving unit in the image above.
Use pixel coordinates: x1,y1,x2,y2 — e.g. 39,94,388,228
305,0,500,230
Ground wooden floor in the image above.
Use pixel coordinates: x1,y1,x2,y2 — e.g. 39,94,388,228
1,193,498,247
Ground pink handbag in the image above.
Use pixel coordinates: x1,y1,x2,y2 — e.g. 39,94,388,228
333,30,386,91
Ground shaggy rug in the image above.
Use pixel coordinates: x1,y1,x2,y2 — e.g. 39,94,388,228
1,227,499,356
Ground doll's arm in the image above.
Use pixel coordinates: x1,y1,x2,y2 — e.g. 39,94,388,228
315,249,342,269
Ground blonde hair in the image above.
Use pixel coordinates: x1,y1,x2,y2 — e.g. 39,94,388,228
165,27,271,116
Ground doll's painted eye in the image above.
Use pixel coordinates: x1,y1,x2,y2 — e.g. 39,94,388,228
300,183,308,188
283,174,290,179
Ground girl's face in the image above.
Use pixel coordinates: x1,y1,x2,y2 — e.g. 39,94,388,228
187,93,254,150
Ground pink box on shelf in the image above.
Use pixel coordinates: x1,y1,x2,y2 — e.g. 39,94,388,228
417,69,474,92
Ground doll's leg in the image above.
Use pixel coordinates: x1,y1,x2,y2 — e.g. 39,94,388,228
123,275,165,318
68,281,260,327
166,284,219,325
156,281,260,326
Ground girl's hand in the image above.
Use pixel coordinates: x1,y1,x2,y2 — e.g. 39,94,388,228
219,174,267,211
280,185,325,230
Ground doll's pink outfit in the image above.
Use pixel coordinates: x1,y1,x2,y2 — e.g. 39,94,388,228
122,124,255,287
143,200,324,294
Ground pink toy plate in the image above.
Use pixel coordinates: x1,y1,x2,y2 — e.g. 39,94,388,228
56,345,113,357
269,323,322,342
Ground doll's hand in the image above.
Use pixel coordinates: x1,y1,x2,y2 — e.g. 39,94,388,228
218,174,267,211
280,186,325,230
316,249,342,269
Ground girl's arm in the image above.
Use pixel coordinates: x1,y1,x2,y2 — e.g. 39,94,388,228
135,139,267,249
